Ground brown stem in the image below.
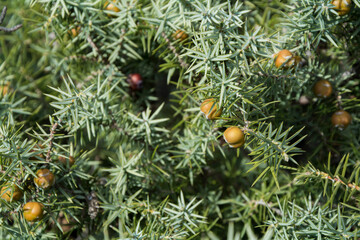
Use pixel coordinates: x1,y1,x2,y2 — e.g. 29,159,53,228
303,170,360,191
45,119,62,163
87,36,99,54
161,31,189,68
0,6,7,24
0,6,22,32
335,92,343,110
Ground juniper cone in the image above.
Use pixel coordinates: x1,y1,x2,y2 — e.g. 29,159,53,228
0,0,359,239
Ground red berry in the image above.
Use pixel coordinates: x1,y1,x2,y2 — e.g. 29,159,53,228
127,73,143,90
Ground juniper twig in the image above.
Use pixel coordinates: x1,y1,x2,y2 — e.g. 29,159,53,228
45,119,62,162
0,6,22,33
0,6,7,24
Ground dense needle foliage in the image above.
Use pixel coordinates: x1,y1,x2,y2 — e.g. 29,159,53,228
0,0,359,239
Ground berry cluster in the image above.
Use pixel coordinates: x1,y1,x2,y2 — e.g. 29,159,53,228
199,42,353,150
275,48,352,130
1,155,75,222
200,99,246,148
313,79,352,130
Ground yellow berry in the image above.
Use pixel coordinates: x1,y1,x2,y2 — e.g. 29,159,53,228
0,184,23,202
23,202,44,222
274,50,300,68
0,82,10,96
331,0,351,16
69,26,81,37
104,0,120,16
58,156,75,167
200,98,222,120
331,110,351,129
172,30,188,41
224,127,245,148
313,80,333,98
34,169,55,189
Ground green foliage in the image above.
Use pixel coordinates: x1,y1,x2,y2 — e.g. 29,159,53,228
266,196,360,239
0,0,359,239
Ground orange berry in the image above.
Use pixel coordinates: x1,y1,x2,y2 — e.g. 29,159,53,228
58,156,75,167
0,82,10,96
313,80,333,98
224,127,244,144
331,110,351,129
331,0,351,15
274,50,300,68
200,98,222,120
104,0,120,16
172,30,188,41
274,50,292,68
23,202,44,222
223,127,245,148
69,26,81,37
0,184,23,202
34,169,55,189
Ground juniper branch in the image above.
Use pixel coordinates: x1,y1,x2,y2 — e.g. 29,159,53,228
0,24,22,32
0,6,7,24
45,119,62,162
0,6,22,32
161,31,189,68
